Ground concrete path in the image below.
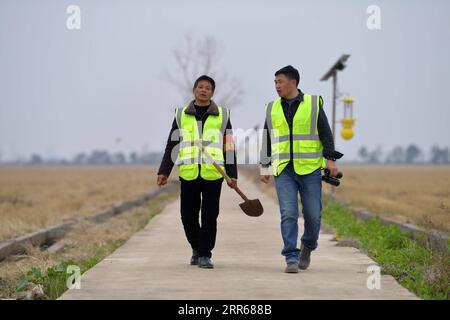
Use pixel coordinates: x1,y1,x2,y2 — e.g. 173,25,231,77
60,176,418,300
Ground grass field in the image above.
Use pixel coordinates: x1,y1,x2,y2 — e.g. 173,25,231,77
322,197,449,300
0,165,179,299
0,165,176,241
324,165,450,232
243,164,450,232
0,164,448,299
1,164,448,242
241,164,450,300
0,190,178,299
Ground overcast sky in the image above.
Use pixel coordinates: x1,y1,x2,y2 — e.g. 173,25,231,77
1,0,449,162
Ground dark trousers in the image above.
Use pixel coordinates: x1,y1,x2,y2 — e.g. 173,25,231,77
180,177,223,258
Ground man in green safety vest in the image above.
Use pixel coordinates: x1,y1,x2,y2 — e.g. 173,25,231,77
260,65,343,273
157,75,237,269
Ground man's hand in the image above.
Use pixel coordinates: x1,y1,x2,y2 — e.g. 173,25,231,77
260,175,270,184
227,178,237,189
326,160,338,177
157,174,168,187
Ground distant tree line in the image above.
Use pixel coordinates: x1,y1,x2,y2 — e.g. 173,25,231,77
358,144,450,164
2,150,164,166
1,144,449,165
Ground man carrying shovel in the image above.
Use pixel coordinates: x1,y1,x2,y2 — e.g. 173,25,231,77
157,75,237,269
260,65,344,273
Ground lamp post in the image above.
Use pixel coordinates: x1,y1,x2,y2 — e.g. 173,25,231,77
320,54,351,203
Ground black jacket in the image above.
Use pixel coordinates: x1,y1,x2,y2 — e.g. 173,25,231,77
158,100,238,179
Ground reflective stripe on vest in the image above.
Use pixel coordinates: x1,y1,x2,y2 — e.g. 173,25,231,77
175,106,229,180
266,94,325,176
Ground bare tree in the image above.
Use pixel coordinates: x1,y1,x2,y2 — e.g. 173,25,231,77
385,146,405,163
430,145,450,164
405,144,422,163
165,33,244,108
358,146,369,162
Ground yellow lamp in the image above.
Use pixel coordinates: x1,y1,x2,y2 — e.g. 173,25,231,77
340,97,355,140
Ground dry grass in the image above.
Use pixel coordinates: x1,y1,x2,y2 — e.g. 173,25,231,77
240,164,450,232
325,165,450,232
0,191,178,299
0,165,177,241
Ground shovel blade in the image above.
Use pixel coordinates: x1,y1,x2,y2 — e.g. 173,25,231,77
239,199,264,217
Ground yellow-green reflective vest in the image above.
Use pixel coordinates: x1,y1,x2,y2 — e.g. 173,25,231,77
175,106,229,181
266,94,326,176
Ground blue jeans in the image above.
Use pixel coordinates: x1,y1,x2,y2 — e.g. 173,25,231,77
274,162,322,263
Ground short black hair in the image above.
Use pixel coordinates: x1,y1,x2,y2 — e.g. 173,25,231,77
193,75,216,91
274,65,300,86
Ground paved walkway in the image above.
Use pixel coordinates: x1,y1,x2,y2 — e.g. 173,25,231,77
60,176,417,299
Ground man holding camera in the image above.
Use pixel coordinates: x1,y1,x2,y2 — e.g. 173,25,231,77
260,65,344,273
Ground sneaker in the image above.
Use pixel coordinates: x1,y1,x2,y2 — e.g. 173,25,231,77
190,250,199,265
284,262,299,273
298,244,312,270
198,257,214,269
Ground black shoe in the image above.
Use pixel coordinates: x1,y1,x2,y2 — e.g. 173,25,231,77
198,257,214,269
190,250,199,265
299,244,312,270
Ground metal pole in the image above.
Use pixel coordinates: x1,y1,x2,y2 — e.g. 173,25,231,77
320,55,350,205
330,71,337,203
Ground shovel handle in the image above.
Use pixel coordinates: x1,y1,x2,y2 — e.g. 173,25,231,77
232,185,249,202
196,141,249,202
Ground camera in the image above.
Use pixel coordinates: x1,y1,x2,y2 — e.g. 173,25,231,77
321,168,343,186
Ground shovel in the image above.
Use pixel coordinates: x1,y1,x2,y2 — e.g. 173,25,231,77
196,141,264,217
